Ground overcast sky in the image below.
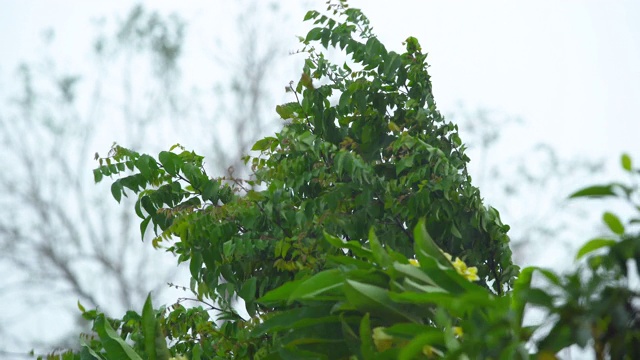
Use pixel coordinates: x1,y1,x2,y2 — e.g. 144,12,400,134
3,0,639,158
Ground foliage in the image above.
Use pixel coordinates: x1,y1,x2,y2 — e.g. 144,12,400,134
38,1,639,359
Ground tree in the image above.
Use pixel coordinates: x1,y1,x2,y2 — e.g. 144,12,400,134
58,1,515,358
36,1,640,359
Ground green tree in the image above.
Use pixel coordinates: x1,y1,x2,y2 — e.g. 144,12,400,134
67,1,515,358
38,1,640,359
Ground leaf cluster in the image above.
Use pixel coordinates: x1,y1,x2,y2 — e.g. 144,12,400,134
46,1,640,360
71,1,517,358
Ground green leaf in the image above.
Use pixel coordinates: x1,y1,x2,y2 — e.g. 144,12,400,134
518,288,554,308
409,255,475,295
154,321,170,360
398,331,444,360
158,151,181,176
77,301,86,313
388,121,401,133
511,267,535,328
343,280,415,323
368,228,391,267
535,268,562,287
305,28,323,42
252,136,278,151
450,223,462,239
202,180,220,203
239,277,258,303
80,341,102,359
359,314,375,359
304,10,320,21
259,279,306,305
289,269,344,302
389,291,453,305
135,155,155,181
189,252,202,280
111,181,123,203
252,304,335,336
575,238,617,260
538,323,575,354
93,169,103,183
94,314,143,360
622,153,632,171
141,294,157,360
191,344,202,360
323,232,374,260
413,219,451,266
275,103,301,120
603,211,625,235
393,263,441,289
568,185,617,198
140,216,152,240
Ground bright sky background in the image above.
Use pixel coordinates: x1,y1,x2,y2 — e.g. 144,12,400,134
2,0,639,159
1,0,639,357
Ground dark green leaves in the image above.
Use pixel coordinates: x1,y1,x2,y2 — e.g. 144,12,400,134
304,10,320,21
251,136,279,151
93,168,103,183
158,151,180,176
111,181,124,203
201,180,220,203
275,103,299,120
305,27,325,42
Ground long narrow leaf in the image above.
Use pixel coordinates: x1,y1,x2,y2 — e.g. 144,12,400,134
141,294,156,360
575,238,617,260
413,219,451,266
94,314,143,360
344,280,416,323
289,269,345,302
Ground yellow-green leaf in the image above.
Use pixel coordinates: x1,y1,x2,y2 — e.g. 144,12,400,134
603,211,625,235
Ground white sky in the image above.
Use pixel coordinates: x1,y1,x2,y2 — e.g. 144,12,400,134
2,0,639,159
1,0,639,356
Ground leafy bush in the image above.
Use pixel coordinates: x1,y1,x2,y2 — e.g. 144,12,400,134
39,1,639,359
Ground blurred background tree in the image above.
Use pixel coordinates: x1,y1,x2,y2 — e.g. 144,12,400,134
0,2,296,357
450,105,605,267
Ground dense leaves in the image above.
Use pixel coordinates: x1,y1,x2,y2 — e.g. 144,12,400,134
40,1,639,359
92,0,516,324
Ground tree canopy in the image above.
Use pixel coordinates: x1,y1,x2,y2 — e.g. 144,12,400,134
37,1,640,359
